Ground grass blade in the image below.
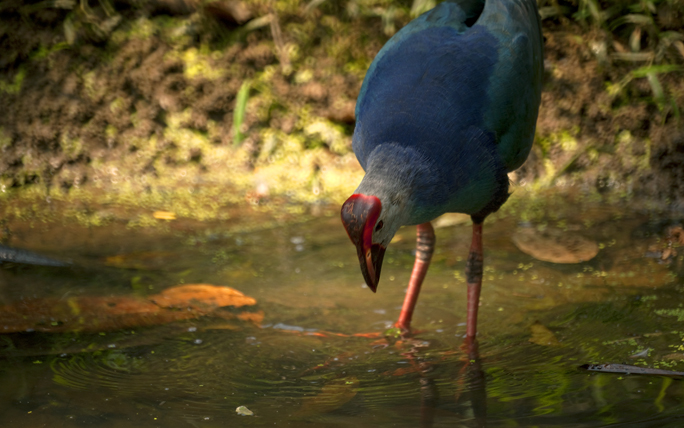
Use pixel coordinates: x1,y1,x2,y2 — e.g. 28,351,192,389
233,81,251,146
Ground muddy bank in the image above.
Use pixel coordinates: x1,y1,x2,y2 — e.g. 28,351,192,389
0,0,683,210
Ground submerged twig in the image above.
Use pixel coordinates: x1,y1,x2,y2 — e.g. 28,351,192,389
581,363,684,378
0,244,69,267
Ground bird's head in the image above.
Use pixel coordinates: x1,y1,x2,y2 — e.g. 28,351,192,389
341,193,404,292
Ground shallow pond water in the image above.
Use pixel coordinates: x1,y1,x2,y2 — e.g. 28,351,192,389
1,196,683,427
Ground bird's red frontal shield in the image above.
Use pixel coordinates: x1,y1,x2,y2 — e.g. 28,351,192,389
341,194,386,292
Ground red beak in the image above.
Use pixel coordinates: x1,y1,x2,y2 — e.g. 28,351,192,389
341,194,386,292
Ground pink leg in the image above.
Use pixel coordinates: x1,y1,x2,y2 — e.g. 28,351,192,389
396,222,435,333
465,221,484,339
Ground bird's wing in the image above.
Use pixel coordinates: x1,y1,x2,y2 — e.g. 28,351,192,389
355,0,483,129
353,0,542,173
476,0,543,171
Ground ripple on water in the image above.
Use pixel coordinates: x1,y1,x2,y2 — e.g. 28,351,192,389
3,208,684,427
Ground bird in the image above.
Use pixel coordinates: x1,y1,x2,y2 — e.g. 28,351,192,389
341,0,543,339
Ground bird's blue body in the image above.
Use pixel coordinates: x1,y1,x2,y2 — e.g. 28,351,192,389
352,0,543,224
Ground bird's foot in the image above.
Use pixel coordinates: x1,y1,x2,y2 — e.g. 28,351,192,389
387,322,411,338
386,321,424,340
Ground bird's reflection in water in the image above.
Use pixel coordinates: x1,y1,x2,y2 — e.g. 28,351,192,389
413,338,487,428
459,338,487,428
419,377,439,428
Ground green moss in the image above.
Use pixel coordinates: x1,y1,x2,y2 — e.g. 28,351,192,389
60,134,84,160
0,127,11,151
109,97,126,114
105,125,118,144
128,17,157,41
1,0,681,221
654,308,684,322
304,119,350,154
29,42,70,61
0,67,25,95
537,128,580,158
616,130,651,172
82,71,106,101
165,46,227,81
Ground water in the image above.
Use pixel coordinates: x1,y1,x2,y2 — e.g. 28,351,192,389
1,197,683,427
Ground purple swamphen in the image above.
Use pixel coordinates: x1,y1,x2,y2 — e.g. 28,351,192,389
341,0,543,338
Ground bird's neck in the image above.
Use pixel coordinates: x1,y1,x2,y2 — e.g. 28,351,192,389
355,143,447,225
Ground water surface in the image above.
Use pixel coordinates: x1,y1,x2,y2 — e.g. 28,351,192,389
1,197,683,427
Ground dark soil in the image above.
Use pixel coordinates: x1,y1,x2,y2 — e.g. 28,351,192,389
0,0,683,206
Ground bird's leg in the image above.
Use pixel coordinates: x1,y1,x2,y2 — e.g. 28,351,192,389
465,220,484,339
396,222,435,334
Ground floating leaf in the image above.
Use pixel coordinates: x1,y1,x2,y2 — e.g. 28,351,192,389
104,251,178,270
0,296,176,333
152,211,176,220
236,405,254,416
663,354,684,361
529,321,561,347
234,311,265,324
512,227,599,264
295,376,359,417
0,284,259,334
151,284,256,309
